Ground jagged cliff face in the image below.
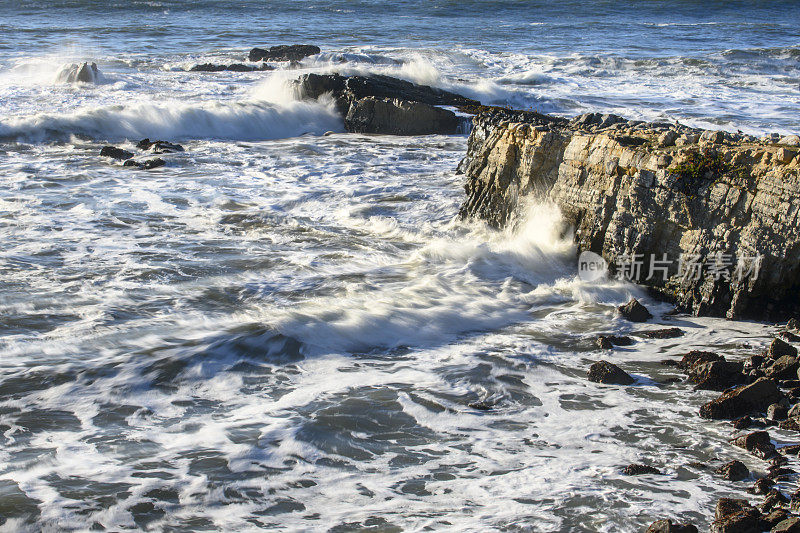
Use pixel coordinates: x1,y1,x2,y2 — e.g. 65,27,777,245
459,111,800,319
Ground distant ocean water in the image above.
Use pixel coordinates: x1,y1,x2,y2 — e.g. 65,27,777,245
0,1,796,531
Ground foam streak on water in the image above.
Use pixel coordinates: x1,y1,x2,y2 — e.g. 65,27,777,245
0,1,798,531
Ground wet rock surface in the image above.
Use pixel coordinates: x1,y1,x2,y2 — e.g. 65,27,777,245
617,298,652,322
344,97,461,135
292,73,477,135
100,146,134,160
700,378,783,419
622,463,662,475
645,519,698,533
457,108,800,319
248,44,320,62
190,63,273,72
587,360,635,385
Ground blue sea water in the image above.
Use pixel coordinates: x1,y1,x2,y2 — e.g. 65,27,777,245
0,1,798,531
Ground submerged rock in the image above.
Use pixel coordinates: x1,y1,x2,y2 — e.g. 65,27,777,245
344,97,460,135
248,44,320,62
137,139,184,153
597,335,634,349
640,327,684,339
617,298,652,322
622,463,661,475
190,63,273,72
587,360,635,385
700,378,783,419
100,146,134,160
645,519,698,533
123,158,165,170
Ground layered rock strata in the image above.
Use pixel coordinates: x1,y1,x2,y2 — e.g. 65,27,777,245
458,109,800,319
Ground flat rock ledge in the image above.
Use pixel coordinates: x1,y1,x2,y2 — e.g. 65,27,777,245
457,107,800,319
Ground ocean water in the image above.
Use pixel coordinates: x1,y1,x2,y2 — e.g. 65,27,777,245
0,1,798,531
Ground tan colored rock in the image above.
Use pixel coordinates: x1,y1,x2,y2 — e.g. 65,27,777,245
459,109,800,318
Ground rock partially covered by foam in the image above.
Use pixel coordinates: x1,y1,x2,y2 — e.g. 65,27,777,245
189,63,273,72
587,360,635,385
249,44,320,62
293,73,477,135
56,62,100,84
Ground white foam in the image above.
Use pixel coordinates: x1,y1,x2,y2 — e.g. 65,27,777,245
0,97,344,142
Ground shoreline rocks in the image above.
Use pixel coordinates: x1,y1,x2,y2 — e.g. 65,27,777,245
293,73,477,135
457,107,800,319
587,360,635,385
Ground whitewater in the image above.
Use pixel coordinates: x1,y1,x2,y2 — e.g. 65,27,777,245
1,0,799,531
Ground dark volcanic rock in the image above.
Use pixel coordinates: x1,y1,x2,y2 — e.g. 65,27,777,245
640,327,684,339
137,139,184,153
748,477,775,495
100,146,134,160
715,460,749,481
732,430,777,459
688,359,744,391
781,331,800,342
295,73,477,108
617,298,652,322
767,403,789,421
645,519,698,533
770,338,798,358
700,378,783,419
679,351,724,370
587,360,635,385
710,498,761,533
622,463,661,475
249,44,320,62
123,158,165,170
762,489,789,511
344,97,461,135
734,416,754,429
190,63,273,72
765,355,799,380
597,335,634,349
772,517,800,533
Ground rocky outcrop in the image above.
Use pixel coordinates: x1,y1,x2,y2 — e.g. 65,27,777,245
293,73,477,135
100,146,134,160
587,360,635,385
249,45,320,62
699,378,783,419
56,62,99,84
345,97,460,135
458,109,800,319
